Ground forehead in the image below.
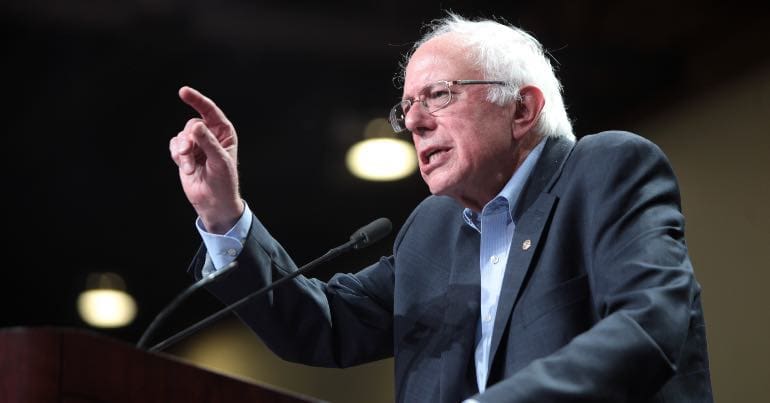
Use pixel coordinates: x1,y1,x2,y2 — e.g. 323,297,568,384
403,35,479,95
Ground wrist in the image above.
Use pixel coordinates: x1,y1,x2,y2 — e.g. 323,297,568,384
198,199,245,234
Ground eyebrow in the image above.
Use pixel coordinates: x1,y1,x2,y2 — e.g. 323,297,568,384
402,80,448,100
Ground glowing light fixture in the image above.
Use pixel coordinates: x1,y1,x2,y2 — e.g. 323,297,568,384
346,118,417,181
77,272,137,328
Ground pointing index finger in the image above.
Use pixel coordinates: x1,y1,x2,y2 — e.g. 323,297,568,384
179,86,229,127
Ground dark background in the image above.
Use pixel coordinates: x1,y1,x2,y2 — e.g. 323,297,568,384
2,0,767,347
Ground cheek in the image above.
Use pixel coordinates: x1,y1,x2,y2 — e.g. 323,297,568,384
442,107,513,167
454,124,507,161
451,143,487,173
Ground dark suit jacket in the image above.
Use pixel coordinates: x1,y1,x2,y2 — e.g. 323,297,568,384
192,131,713,402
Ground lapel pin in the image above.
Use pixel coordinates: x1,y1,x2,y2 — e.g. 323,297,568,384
522,239,532,250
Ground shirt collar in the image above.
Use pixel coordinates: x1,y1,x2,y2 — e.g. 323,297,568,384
463,138,546,232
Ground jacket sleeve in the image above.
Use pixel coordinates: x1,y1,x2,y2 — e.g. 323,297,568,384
474,133,709,402
188,214,401,368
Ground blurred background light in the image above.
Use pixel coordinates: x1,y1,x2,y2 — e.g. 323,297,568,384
77,272,137,328
346,118,417,181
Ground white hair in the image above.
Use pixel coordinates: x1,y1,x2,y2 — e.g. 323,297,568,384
400,14,575,140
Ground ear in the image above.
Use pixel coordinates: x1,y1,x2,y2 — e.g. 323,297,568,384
511,86,545,141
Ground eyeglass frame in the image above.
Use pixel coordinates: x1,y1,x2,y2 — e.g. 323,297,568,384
388,80,508,133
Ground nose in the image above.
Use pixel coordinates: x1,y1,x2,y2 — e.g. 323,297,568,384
403,102,436,136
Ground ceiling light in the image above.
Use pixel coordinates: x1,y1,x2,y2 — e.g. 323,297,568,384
346,137,417,181
77,272,137,328
346,118,417,181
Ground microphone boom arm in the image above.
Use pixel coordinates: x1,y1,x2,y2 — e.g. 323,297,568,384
144,217,391,353
147,238,357,352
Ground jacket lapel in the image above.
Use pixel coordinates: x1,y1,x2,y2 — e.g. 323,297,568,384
439,223,482,402
486,136,575,375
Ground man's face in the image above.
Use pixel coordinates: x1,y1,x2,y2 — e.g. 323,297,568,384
403,35,520,211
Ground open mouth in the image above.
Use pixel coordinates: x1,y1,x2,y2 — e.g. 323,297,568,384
420,147,451,171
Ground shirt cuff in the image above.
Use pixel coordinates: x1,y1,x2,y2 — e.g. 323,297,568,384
196,200,253,274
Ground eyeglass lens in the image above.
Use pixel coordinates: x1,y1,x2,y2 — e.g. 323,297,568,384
389,81,452,132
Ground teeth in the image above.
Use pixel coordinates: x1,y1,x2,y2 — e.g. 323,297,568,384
428,150,444,163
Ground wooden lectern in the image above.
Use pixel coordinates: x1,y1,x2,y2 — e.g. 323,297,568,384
0,327,322,403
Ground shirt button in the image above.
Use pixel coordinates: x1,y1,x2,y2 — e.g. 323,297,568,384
490,255,499,264
227,248,237,256
483,314,493,322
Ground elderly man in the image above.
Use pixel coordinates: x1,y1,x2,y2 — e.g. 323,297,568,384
169,14,712,403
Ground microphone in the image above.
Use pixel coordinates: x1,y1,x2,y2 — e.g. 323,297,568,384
351,217,392,249
142,217,392,353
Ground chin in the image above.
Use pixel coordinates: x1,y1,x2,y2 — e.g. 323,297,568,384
424,181,443,196
422,167,464,197
424,179,456,199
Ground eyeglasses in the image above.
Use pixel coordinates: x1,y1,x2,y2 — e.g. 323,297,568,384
388,80,507,133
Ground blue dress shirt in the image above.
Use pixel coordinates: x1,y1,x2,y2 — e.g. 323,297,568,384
461,139,545,393
196,201,252,276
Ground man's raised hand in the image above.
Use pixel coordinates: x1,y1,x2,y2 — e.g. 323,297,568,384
170,86,244,234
